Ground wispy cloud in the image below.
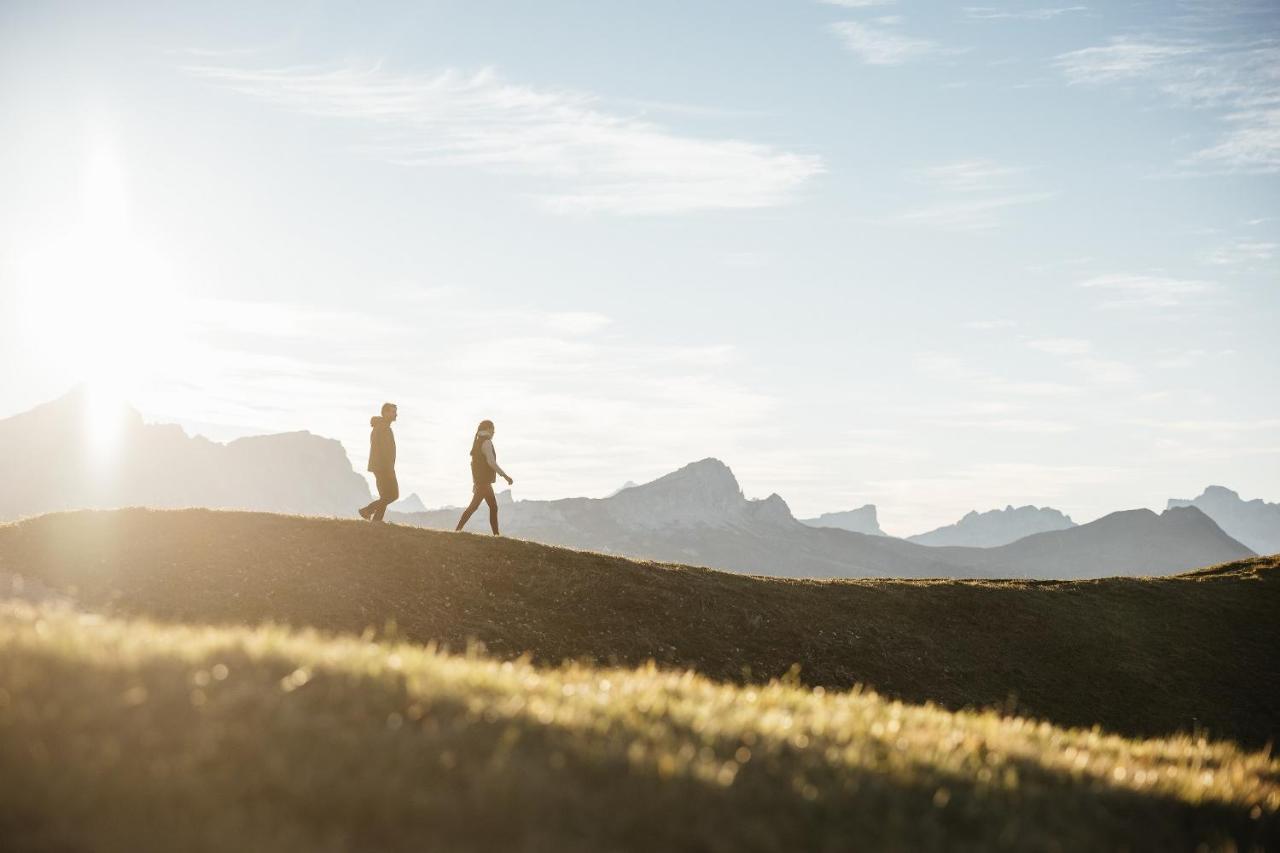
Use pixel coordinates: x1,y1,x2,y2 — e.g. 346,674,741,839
819,0,897,7
1025,338,1140,384
1054,35,1280,172
152,289,779,505
1054,37,1204,82
896,159,1053,230
963,6,1088,21
913,159,1028,192
1203,240,1276,266
1129,415,1280,435
914,351,1082,397
185,63,823,215
1076,273,1217,308
828,21,946,65
1027,337,1091,355
935,417,1078,433
897,192,1054,230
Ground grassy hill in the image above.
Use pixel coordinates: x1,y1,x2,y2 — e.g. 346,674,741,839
1,508,1277,748
2,601,1277,852
1,508,1277,851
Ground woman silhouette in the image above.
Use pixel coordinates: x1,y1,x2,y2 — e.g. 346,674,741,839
455,419,513,535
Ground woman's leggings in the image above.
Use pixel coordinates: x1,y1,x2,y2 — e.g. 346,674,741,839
456,482,499,534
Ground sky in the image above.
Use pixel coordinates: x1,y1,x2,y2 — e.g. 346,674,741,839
1,0,1277,535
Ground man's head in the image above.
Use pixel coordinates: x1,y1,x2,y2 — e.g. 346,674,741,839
381,402,398,423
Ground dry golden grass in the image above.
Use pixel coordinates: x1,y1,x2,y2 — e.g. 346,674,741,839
1,600,1277,852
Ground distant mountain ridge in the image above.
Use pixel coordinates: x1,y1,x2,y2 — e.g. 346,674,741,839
800,505,884,536
908,505,1076,548
0,388,370,520
1168,486,1280,556
390,493,428,514
0,390,1261,579
393,458,1251,580
925,506,1252,579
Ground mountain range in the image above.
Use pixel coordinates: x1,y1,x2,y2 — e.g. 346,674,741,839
392,458,1254,580
0,390,1268,579
1168,486,1280,556
800,505,884,536
906,505,1077,547
0,388,371,520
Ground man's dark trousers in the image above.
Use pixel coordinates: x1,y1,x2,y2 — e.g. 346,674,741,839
368,470,399,522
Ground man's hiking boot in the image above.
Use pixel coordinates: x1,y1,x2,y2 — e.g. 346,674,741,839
358,506,373,520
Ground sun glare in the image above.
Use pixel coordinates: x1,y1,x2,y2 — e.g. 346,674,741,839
15,132,186,399
81,381,133,468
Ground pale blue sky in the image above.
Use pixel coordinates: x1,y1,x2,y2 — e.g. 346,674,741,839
2,0,1277,534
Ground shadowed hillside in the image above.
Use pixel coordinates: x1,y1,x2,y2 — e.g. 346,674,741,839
2,508,1277,747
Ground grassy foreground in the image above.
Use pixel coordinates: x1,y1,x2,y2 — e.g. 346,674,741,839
1,601,1276,853
2,509,1278,746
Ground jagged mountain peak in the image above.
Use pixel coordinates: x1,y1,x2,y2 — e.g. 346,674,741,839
800,504,884,536
630,458,742,501
1166,486,1279,556
1201,485,1240,500
748,493,796,525
604,459,793,529
909,504,1077,548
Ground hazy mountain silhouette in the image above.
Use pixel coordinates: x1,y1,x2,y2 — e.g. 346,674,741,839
392,458,1250,579
1,392,1255,578
390,493,428,514
907,505,1076,548
394,459,968,578
0,388,371,520
800,505,884,536
1167,486,1280,556
607,481,640,498
928,506,1253,579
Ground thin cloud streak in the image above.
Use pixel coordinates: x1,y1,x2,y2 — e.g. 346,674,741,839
1054,35,1280,172
820,0,897,7
186,63,824,215
161,293,779,507
1076,273,1217,308
896,159,1052,230
828,21,946,65
898,192,1055,231
913,159,1028,192
963,6,1088,21
1203,240,1276,266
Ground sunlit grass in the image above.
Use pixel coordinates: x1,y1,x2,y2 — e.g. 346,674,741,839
2,601,1275,852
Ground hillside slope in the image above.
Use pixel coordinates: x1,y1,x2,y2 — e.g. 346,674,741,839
2,508,1277,747
2,602,1275,853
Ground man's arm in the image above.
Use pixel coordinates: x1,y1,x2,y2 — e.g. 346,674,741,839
482,440,512,484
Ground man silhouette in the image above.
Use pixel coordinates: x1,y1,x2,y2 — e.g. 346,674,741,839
358,402,399,523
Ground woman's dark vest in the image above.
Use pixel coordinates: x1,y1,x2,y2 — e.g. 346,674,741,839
470,436,496,484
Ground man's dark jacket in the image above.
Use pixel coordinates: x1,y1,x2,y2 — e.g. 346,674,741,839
367,416,396,473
